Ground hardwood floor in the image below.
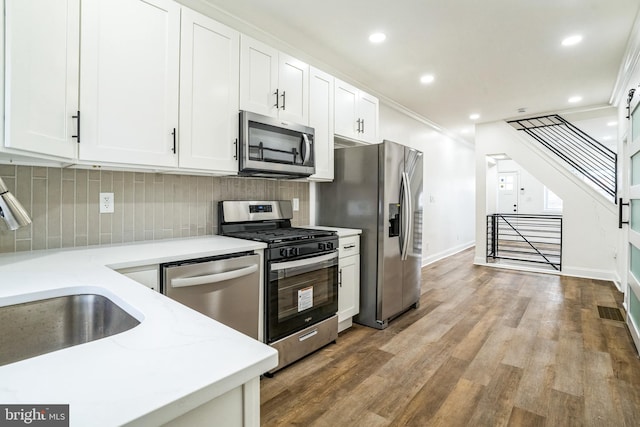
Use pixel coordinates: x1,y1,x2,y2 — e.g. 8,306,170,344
260,248,640,426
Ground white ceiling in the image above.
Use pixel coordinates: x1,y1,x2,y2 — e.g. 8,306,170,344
201,0,640,144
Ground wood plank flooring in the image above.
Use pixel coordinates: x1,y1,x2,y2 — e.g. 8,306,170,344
260,248,640,426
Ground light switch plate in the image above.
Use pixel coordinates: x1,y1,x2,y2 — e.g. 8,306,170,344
292,198,299,211
100,192,114,213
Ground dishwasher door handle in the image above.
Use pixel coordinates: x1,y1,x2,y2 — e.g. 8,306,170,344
170,264,259,288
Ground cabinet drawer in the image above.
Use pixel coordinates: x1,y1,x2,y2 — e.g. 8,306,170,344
339,235,360,257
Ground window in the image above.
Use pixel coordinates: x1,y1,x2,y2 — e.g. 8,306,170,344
544,187,563,212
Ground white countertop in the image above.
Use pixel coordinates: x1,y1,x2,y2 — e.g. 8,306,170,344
0,236,278,426
305,225,362,238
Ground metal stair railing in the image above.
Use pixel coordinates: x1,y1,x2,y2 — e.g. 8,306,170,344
487,213,562,271
507,115,617,203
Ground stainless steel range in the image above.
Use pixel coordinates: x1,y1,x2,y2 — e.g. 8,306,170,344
218,200,339,374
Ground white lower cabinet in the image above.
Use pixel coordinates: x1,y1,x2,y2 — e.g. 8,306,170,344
116,265,159,292
338,234,360,332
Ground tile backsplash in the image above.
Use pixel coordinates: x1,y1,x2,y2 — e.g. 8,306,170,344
0,165,309,254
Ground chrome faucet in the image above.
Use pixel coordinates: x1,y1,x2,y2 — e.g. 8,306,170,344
0,177,31,230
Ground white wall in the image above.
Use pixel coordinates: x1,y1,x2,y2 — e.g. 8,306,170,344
378,104,476,266
475,121,618,281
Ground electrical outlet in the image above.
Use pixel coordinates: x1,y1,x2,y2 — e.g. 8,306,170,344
100,192,114,214
292,198,299,211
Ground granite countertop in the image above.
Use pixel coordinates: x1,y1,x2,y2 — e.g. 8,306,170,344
0,236,277,426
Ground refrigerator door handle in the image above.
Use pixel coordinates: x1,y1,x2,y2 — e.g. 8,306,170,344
403,171,412,261
400,172,411,260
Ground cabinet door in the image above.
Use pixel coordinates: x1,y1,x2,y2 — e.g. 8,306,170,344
278,53,309,124
338,254,360,323
239,35,278,118
179,9,239,172
359,91,379,144
308,67,334,181
334,79,359,139
80,0,180,167
4,0,79,159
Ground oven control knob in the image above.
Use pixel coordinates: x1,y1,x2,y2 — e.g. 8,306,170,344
319,242,326,250
280,248,288,257
290,247,299,256
326,242,334,250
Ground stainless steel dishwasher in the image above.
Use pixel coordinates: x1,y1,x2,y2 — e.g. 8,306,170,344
160,251,261,340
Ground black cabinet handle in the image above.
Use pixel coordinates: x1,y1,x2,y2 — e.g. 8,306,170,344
274,89,280,109
72,111,80,143
339,269,343,287
233,138,238,160
281,91,286,110
356,118,362,133
619,197,630,229
172,128,176,153
361,118,365,134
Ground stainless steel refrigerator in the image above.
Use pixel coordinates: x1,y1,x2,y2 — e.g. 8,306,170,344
316,140,423,329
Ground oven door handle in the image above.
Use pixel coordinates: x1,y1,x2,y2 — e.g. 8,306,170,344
270,252,337,271
169,264,258,288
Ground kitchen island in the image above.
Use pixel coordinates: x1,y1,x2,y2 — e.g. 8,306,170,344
0,236,277,426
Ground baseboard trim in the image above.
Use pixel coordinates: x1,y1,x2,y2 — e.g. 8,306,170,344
471,260,618,283
422,241,475,267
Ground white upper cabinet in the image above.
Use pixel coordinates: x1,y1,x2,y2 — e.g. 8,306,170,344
334,79,379,144
240,35,309,124
308,67,334,181
4,0,79,159
79,0,181,167
358,91,379,144
178,8,239,173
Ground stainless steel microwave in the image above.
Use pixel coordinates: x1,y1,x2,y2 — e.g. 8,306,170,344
238,111,315,178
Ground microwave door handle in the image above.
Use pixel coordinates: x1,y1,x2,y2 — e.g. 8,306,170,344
169,264,258,288
271,252,337,271
301,133,311,164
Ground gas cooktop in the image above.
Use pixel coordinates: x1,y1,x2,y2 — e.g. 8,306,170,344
226,227,334,244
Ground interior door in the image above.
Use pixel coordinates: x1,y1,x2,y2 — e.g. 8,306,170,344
497,172,519,213
625,92,640,353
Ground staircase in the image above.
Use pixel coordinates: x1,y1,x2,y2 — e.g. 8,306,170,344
507,114,617,203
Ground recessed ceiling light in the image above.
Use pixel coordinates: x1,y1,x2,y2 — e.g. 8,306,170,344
469,113,480,120
607,121,618,127
369,32,386,43
568,96,582,103
420,74,435,84
562,34,583,46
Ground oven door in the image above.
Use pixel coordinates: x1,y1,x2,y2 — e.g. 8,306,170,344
266,251,338,343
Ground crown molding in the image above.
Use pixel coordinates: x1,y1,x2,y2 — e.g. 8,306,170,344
611,8,640,106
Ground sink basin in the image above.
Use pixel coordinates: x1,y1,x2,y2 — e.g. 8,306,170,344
0,293,140,366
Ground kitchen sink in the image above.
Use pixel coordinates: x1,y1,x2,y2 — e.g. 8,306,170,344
0,293,140,367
